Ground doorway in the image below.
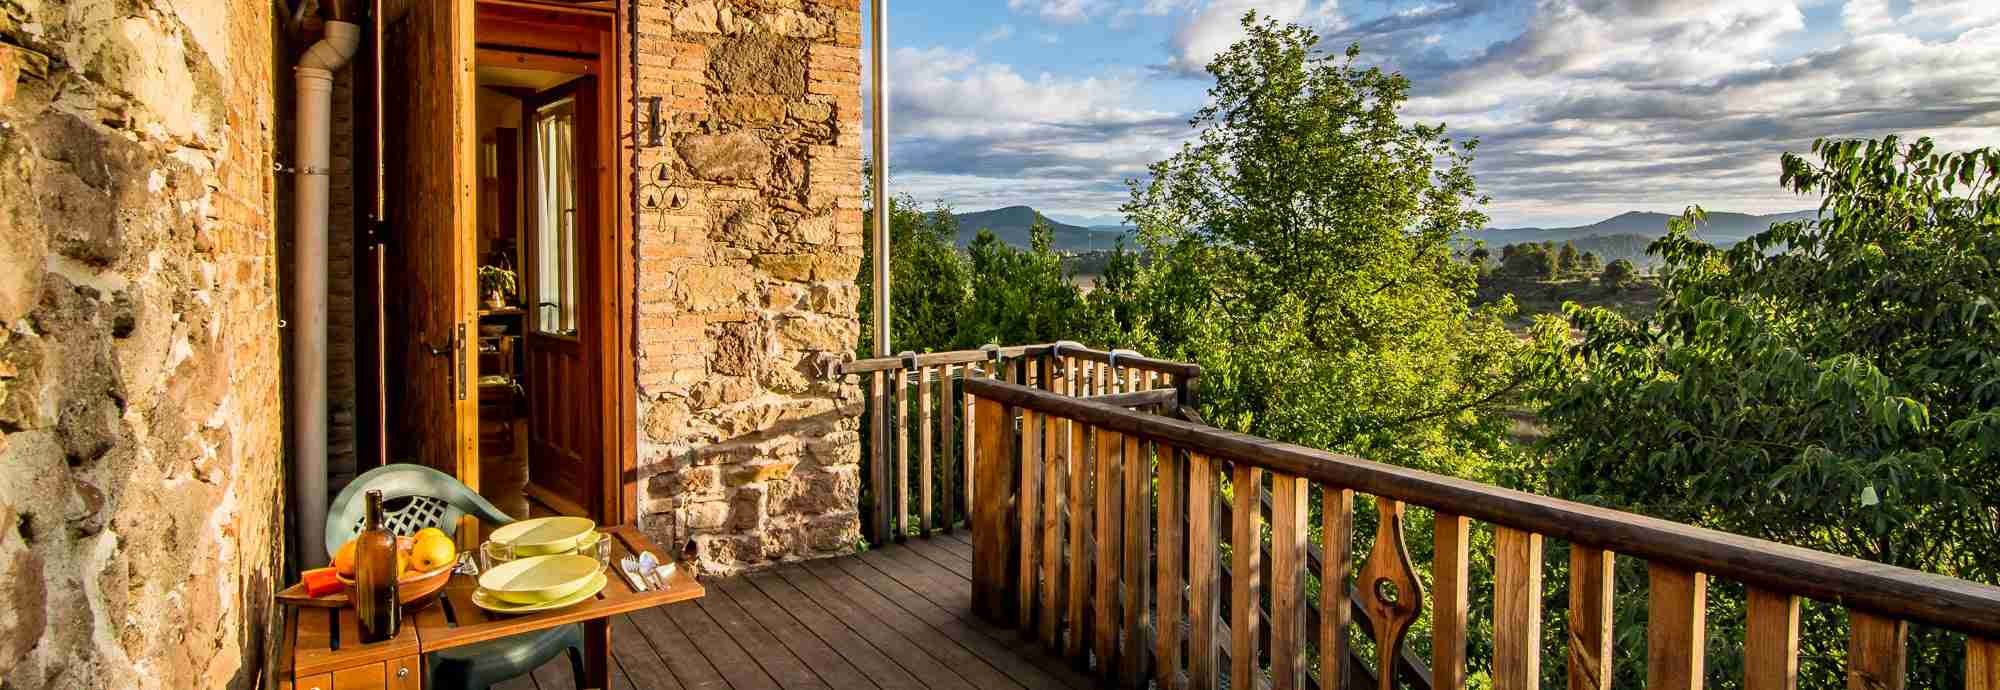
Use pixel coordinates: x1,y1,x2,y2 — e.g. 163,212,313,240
471,53,601,519
375,0,631,534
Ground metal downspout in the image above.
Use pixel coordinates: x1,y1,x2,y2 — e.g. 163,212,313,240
870,0,890,358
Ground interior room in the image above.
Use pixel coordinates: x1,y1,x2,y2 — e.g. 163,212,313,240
472,62,587,520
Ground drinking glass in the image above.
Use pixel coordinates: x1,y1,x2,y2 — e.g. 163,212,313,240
583,531,612,573
480,540,515,572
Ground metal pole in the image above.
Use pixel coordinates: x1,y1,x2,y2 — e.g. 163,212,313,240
869,0,890,357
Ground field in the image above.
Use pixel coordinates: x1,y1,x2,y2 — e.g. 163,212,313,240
1475,274,1662,332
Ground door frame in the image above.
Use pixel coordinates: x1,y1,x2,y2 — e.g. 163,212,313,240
473,1,635,527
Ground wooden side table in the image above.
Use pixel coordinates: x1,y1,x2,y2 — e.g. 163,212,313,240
276,606,422,690
274,526,702,690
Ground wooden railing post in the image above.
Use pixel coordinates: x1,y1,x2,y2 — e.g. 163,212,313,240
1094,428,1124,674
1188,453,1221,690
1434,513,1471,690
1156,443,1187,688
894,360,911,541
919,365,935,536
1969,638,2000,690
1646,564,1707,690
1019,408,1045,636
971,396,1016,623
1120,432,1151,686
1848,611,1907,690
869,371,888,542
1492,527,1542,690
1744,588,1799,690
1321,487,1354,690
1269,473,1310,690
1569,546,1615,690
1230,464,1263,690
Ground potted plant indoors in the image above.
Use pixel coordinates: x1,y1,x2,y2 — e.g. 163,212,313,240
478,265,517,309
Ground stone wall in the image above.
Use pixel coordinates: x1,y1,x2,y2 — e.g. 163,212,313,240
630,0,866,573
0,1,284,689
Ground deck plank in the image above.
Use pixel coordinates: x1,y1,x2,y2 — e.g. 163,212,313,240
799,558,1029,690
774,564,987,690
745,569,931,690
838,552,1099,690
626,604,731,689
696,579,833,689
902,537,975,581
711,576,880,689
659,591,783,690
615,544,1120,690
611,613,686,690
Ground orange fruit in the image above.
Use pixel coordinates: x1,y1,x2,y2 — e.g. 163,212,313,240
409,530,457,573
333,539,359,577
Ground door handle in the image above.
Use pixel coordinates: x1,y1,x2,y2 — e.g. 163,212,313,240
424,325,469,401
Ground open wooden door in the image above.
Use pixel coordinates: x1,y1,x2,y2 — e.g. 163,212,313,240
522,76,602,518
381,0,480,511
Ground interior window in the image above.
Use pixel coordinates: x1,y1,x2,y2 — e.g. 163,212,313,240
532,98,578,337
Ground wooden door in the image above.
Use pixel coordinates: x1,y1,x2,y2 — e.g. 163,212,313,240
382,0,479,491
522,77,601,517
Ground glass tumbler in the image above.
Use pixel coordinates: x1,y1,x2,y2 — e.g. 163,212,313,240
480,540,516,572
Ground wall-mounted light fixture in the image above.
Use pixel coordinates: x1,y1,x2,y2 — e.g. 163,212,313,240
646,96,664,148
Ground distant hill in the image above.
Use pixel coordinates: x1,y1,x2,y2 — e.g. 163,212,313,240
946,206,1133,253
1475,210,1819,266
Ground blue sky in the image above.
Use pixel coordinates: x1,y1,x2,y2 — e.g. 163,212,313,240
865,0,2000,228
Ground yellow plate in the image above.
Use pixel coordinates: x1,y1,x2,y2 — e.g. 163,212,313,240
478,554,601,604
489,516,596,556
472,571,607,614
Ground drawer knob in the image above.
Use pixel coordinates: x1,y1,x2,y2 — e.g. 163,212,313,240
398,665,411,678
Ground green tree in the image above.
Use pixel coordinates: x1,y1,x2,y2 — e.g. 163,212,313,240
1536,136,2000,687
857,184,971,356
1577,251,1603,275
1500,243,1557,279
1598,257,1635,289
1122,11,1529,475
1557,240,1580,275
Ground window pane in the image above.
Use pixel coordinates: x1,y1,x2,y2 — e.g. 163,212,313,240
532,99,577,337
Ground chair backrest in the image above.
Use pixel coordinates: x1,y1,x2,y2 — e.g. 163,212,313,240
325,464,514,557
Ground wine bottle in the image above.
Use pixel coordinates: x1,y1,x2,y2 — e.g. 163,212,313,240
354,489,401,643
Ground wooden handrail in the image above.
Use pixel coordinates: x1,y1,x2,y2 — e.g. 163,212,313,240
966,376,2000,640
838,342,1205,380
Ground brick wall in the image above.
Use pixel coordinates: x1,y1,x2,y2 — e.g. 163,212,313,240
628,0,867,573
0,1,284,688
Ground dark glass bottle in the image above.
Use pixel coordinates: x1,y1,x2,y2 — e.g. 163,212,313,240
354,490,401,643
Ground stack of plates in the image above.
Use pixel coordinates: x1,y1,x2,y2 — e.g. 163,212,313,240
489,516,598,556
472,554,607,613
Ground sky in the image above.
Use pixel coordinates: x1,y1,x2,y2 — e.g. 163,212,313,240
863,0,2000,228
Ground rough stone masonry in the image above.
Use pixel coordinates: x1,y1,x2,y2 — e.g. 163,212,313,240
0,1,285,689
629,0,866,574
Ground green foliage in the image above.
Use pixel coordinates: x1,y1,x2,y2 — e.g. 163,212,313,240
478,265,517,297
1121,12,1534,474
1536,136,2000,687
1500,244,1558,279
1598,257,1636,289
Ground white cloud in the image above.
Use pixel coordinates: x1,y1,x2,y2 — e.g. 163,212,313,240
980,24,1017,44
1008,0,1103,24
1160,0,1344,75
877,0,2000,225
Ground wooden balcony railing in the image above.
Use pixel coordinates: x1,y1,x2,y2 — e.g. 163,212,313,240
840,342,1200,543
965,376,2000,690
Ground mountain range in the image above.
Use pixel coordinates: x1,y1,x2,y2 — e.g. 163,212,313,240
942,206,1820,264
945,206,1133,253
1478,210,1818,249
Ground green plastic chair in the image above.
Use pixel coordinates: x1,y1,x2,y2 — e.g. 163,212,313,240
327,464,584,690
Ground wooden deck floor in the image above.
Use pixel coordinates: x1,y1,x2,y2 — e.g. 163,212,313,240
494,530,1097,690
